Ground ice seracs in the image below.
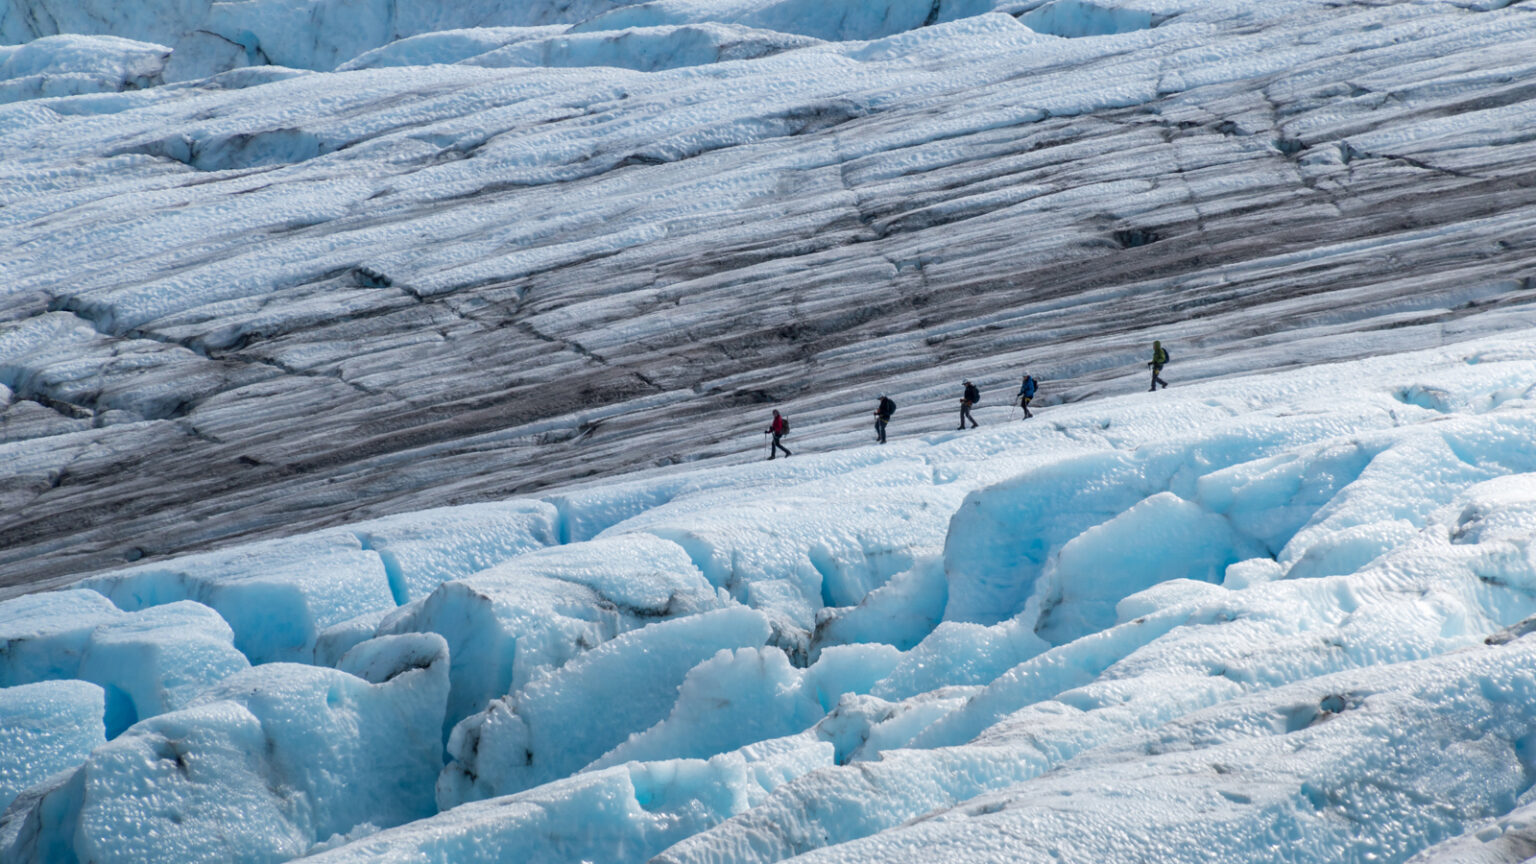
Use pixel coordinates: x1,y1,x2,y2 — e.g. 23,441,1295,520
7,335,1536,861
438,606,773,807
2,633,449,863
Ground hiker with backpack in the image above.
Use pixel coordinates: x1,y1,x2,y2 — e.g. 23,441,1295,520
1148,340,1170,391
1017,374,1038,419
765,409,792,459
958,380,980,429
874,395,896,444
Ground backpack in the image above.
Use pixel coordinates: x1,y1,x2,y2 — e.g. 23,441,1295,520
1155,346,1169,366
880,397,896,417
780,417,790,436
965,384,980,404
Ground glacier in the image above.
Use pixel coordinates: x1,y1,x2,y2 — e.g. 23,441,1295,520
9,335,1536,862
4,0,1536,860
4,0,1536,590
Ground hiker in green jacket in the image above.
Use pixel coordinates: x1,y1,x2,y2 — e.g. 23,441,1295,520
1149,341,1170,391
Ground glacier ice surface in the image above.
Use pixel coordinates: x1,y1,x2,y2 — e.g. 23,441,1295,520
4,0,1536,860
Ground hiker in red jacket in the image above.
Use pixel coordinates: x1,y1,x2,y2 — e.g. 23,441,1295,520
766,409,792,459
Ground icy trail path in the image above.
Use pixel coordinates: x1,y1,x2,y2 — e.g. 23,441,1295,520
3,0,1536,590
7,333,1536,863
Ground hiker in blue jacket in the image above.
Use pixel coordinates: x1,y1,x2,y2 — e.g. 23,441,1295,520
1017,374,1038,419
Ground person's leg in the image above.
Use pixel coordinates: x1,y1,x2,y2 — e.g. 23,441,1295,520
1022,398,1032,419
876,418,886,443
774,435,792,457
957,401,967,430
966,403,978,428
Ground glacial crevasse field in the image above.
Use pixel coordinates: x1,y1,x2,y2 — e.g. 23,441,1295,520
10,338,1536,862
4,0,1536,860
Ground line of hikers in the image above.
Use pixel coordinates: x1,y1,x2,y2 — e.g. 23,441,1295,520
763,340,1172,459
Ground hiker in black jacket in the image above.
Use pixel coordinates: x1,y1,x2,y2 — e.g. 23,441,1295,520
958,380,980,429
874,396,896,444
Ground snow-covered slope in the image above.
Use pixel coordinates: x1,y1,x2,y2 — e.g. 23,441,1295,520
8,334,1536,863
3,0,1535,593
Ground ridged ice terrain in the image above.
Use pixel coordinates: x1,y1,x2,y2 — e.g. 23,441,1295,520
4,0,1536,590
6,1,1536,862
